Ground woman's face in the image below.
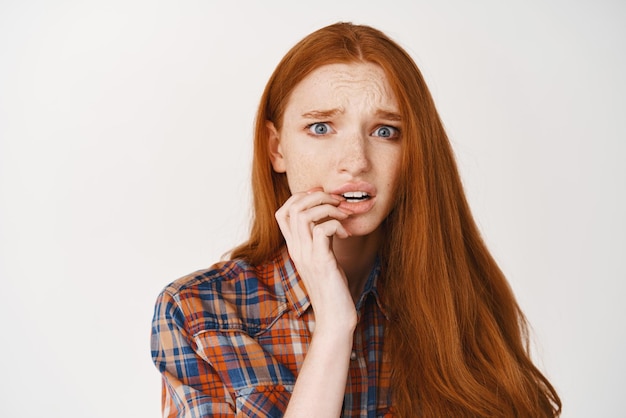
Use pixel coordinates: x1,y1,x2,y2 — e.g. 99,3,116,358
268,62,403,237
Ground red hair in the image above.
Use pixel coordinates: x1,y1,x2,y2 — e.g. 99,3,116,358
231,22,561,417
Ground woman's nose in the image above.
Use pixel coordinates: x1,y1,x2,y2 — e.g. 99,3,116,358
338,133,371,175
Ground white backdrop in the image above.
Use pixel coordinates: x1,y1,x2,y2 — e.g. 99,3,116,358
1,1,624,417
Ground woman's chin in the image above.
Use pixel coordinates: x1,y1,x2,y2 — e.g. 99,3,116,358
340,220,384,240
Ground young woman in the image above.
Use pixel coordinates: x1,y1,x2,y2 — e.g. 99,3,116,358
151,22,561,417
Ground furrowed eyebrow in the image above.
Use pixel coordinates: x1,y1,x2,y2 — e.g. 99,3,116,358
376,110,402,121
301,108,344,119
300,108,401,121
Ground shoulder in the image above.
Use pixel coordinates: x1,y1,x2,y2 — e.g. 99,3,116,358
157,258,290,336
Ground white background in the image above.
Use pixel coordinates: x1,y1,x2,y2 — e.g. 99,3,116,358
1,1,624,417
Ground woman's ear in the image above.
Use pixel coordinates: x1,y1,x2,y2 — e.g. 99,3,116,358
267,121,286,173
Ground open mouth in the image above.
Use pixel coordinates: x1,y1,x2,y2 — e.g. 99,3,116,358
341,191,371,202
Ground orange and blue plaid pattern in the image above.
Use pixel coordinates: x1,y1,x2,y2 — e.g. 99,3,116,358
151,247,393,417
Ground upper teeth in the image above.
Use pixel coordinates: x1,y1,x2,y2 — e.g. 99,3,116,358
342,191,369,199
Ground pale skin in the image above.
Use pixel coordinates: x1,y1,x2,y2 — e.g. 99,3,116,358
268,62,402,417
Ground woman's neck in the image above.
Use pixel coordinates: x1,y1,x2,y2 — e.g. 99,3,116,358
332,227,382,303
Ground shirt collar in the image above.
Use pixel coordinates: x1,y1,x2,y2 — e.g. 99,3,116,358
276,247,389,319
276,247,310,317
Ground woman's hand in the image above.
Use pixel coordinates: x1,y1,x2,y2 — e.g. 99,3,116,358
274,187,357,331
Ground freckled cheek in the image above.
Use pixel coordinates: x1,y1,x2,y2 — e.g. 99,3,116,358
382,154,403,200
285,159,325,193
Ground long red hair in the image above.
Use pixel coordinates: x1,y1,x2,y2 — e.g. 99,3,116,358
230,22,561,417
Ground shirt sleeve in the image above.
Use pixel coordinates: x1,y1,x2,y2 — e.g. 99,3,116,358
151,289,236,418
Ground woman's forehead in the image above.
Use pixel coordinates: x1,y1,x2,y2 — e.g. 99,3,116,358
285,62,399,118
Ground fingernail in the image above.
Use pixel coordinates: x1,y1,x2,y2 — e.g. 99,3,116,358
307,187,324,194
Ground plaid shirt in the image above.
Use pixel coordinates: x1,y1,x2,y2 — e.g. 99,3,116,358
151,247,393,417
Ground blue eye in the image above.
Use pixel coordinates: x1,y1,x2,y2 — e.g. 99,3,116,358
308,123,331,135
373,125,399,138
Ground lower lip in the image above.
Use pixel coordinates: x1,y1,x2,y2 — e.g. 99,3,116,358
338,197,375,214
